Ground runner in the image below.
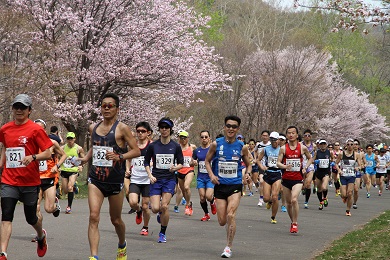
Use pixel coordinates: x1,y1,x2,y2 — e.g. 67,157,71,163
192,130,216,221
312,140,334,210
334,139,363,217
248,139,258,196
364,144,379,199
205,115,252,258
301,129,317,209
255,130,271,207
127,122,153,236
257,132,282,224
144,117,184,243
331,142,343,196
177,130,197,216
376,148,389,196
48,125,64,145
60,132,85,214
34,119,67,224
352,139,365,208
79,93,141,260
0,94,53,259
277,126,313,233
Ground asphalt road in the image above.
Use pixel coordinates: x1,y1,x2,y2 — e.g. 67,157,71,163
6,186,390,259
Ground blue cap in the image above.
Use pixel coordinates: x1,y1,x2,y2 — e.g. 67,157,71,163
158,119,174,128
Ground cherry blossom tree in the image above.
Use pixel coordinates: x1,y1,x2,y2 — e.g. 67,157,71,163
241,45,389,142
6,0,228,144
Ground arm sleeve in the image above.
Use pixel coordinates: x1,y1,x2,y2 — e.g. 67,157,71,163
144,143,153,167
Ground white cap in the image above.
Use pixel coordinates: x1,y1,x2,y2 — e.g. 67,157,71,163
279,135,286,140
269,131,279,139
319,139,327,144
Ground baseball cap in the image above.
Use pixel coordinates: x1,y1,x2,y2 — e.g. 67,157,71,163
34,119,47,128
11,94,32,107
158,118,174,128
269,132,279,140
66,132,76,138
178,130,189,137
237,134,243,139
319,139,327,144
279,134,286,140
380,148,386,153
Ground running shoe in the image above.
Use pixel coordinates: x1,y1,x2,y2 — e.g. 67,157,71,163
304,202,308,209
89,257,98,260
353,203,358,209
290,223,298,233
266,202,272,210
323,198,328,207
128,208,136,214
319,202,324,210
257,198,264,207
158,232,166,243
336,189,340,196
74,181,79,194
65,206,72,214
37,229,48,257
0,252,7,260
210,201,217,215
346,211,352,217
201,214,210,221
367,192,371,198
247,191,253,196
184,205,190,215
53,197,61,217
386,185,388,190
271,218,277,224
188,202,193,216
221,246,232,258
174,205,179,213
140,228,148,236
116,243,127,260
157,212,161,224
281,205,287,212
301,189,306,195
181,197,186,205
313,187,317,193
379,191,382,196
135,208,142,225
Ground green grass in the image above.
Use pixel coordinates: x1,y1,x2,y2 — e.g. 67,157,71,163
314,211,390,259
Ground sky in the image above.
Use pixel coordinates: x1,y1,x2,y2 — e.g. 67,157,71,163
265,0,389,10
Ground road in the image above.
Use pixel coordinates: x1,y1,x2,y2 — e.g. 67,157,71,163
6,186,390,259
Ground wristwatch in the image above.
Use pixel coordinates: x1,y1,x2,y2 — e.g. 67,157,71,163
119,154,124,160
32,154,37,161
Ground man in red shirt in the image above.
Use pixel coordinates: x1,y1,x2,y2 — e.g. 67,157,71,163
0,94,53,259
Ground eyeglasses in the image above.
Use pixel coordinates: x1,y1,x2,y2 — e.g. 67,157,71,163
101,103,116,109
334,144,340,146
225,124,239,129
303,134,311,137
200,136,209,139
136,129,147,134
13,104,29,110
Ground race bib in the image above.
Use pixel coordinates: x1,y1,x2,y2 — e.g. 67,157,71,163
6,147,25,168
342,167,355,177
218,161,238,178
366,161,373,167
92,146,113,167
132,156,145,170
183,156,191,167
39,160,48,172
286,159,301,171
155,154,174,169
267,156,278,168
63,156,74,168
198,161,207,173
318,159,329,169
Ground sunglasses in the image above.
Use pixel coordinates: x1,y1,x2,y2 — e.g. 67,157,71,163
303,134,311,137
66,137,74,140
13,104,29,110
159,125,170,129
353,143,359,145
225,124,239,129
334,144,340,146
328,146,333,148
136,129,147,134
200,136,209,139
347,143,354,146
101,103,116,109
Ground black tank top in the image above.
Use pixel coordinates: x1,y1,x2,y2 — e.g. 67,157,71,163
89,120,128,183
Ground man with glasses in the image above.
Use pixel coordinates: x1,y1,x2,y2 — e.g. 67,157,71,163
205,115,252,258
177,130,197,216
277,126,312,233
79,93,140,260
0,94,53,259
144,117,184,243
301,129,317,209
257,132,282,224
334,139,363,216
193,130,216,221
126,121,153,236
255,130,271,207
60,131,85,214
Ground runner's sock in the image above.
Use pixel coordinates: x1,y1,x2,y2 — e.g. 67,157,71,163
200,201,209,214
305,188,311,202
323,189,328,199
68,191,74,208
335,180,340,190
317,191,322,202
160,225,167,235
